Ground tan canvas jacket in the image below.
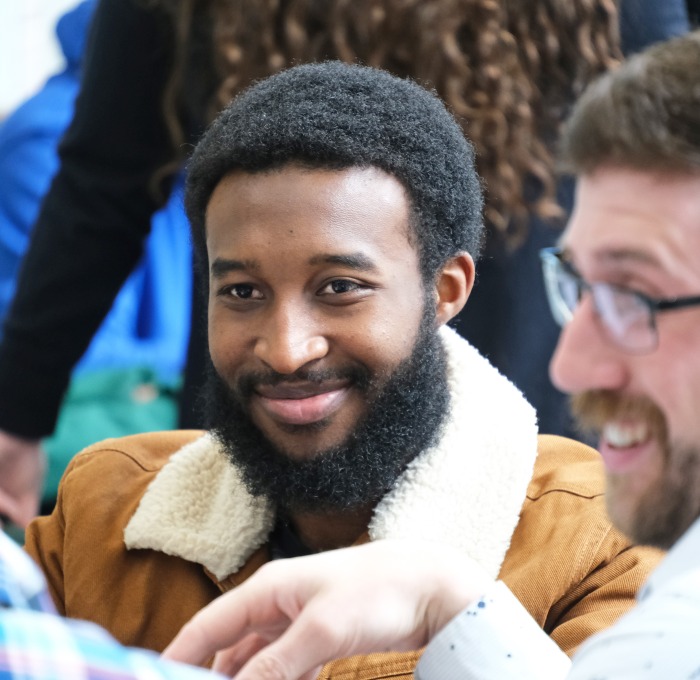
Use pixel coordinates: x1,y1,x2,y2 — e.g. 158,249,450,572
25,330,661,679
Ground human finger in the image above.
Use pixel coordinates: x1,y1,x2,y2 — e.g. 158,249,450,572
0,435,44,527
0,489,24,528
164,569,292,666
225,607,349,680
210,632,272,677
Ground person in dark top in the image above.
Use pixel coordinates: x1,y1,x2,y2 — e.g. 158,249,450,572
0,0,192,515
0,0,689,528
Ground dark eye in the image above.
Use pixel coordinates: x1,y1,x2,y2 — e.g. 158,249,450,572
319,279,363,295
224,283,263,300
326,279,359,294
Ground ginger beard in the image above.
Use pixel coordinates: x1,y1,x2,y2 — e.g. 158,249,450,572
571,391,700,549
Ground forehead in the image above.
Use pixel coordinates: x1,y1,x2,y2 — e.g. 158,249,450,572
205,165,416,262
562,166,700,285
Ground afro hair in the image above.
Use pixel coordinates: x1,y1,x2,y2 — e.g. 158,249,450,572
186,61,484,282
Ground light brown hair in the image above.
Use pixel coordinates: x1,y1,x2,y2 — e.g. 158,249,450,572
560,30,700,176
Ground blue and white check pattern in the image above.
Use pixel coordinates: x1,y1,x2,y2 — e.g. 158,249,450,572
0,532,217,680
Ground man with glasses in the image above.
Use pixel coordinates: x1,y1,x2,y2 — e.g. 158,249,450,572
165,31,700,680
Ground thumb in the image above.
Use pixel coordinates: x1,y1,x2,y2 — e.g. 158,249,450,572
220,609,344,680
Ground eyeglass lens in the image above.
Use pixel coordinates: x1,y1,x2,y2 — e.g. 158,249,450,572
544,253,657,352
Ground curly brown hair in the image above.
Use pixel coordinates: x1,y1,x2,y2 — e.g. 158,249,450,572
155,0,621,245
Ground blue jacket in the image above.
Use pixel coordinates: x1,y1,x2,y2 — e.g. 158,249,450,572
0,0,190,381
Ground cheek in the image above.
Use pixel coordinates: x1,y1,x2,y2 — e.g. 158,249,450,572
665,376,700,447
370,277,428,358
647,329,700,443
207,308,246,377
350,294,425,365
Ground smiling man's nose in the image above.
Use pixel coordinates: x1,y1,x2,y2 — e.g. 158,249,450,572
549,296,629,396
254,307,329,374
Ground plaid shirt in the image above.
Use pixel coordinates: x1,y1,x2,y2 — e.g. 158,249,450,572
0,532,217,680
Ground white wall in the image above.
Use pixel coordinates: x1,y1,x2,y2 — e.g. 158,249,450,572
0,0,83,118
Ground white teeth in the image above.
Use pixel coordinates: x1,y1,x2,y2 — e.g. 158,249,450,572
603,421,649,448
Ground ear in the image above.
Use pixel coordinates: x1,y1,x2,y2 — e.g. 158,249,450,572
434,253,475,326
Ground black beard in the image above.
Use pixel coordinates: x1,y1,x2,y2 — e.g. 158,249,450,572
205,317,450,513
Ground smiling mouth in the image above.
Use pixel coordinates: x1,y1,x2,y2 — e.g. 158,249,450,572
254,382,352,426
598,420,655,474
602,421,650,449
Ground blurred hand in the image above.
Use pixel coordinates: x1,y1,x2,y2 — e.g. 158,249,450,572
164,539,491,680
0,429,45,527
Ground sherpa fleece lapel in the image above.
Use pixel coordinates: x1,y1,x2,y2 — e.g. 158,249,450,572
124,327,538,581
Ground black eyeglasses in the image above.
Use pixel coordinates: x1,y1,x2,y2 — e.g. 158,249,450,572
539,247,700,353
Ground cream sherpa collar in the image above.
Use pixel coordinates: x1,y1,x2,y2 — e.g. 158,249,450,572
124,327,538,581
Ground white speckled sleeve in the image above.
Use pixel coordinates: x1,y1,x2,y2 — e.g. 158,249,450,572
416,580,571,680
567,568,700,680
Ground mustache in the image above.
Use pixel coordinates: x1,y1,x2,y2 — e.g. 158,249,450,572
233,364,371,398
570,390,668,442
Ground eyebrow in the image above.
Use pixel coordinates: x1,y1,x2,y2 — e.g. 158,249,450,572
559,245,660,269
210,252,379,278
596,249,660,267
210,258,259,278
307,253,379,272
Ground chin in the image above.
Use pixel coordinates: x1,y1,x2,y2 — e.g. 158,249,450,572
606,466,698,550
259,423,349,460
605,466,660,540
605,485,638,541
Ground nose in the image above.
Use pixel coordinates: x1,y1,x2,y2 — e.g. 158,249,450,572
253,302,329,375
549,295,629,395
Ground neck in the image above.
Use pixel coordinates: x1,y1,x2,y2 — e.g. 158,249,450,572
287,504,375,552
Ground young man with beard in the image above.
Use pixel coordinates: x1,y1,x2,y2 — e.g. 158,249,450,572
25,62,658,676
165,34,700,680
